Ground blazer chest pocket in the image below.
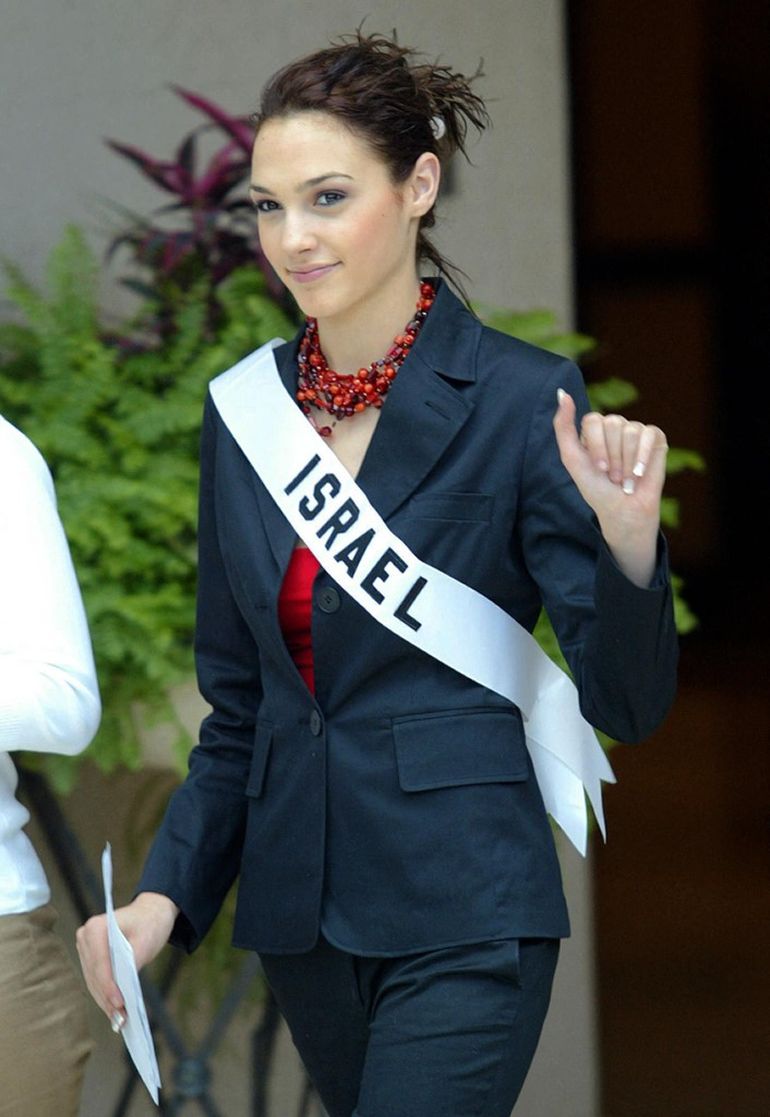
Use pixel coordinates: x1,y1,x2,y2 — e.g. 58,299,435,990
245,721,273,798
393,709,529,792
406,491,494,524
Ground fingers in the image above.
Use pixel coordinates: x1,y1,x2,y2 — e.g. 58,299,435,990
633,423,668,481
76,894,178,1038
552,388,582,472
579,410,667,494
76,914,125,1022
581,413,629,482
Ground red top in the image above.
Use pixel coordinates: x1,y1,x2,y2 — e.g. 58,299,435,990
277,546,320,693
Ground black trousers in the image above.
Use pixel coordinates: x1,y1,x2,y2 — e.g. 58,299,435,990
260,935,560,1117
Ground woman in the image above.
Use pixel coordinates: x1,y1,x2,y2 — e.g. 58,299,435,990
1,414,100,1116
77,32,677,1115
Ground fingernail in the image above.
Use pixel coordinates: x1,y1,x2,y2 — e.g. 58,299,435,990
622,478,635,495
111,1010,126,1033
556,388,566,405
633,461,646,478
597,459,609,472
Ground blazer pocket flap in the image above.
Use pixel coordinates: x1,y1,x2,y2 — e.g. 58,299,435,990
246,721,273,798
407,491,494,523
393,709,528,792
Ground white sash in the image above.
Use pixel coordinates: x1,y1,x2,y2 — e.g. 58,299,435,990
209,340,615,856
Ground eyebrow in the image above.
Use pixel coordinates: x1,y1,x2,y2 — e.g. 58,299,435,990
249,173,354,195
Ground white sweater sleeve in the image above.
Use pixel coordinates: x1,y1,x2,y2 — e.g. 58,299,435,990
0,417,101,755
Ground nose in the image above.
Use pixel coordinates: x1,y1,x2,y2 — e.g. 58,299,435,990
281,210,317,256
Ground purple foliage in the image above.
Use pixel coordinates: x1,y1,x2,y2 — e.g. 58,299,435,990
104,86,289,343
170,86,255,152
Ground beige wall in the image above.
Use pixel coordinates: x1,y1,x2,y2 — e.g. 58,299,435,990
2,0,573,319
4,2,599,1114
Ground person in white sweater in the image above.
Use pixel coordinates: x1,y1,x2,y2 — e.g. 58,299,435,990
0,414,101,1116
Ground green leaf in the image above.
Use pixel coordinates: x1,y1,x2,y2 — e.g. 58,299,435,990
660,497,680,528
1,233,293,788
671,574,699,634
666,448,707,475
474,304,597,361
586,377,639,412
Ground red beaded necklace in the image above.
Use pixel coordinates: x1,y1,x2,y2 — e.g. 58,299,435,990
296,281,436,437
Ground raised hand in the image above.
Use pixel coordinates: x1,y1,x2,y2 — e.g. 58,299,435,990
553,389,669,588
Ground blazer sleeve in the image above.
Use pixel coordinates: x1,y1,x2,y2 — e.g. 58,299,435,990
517,358,678,743
138,395,264,951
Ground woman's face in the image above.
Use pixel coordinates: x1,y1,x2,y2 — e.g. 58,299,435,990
250,111,436,328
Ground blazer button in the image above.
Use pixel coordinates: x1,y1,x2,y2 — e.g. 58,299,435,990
309,710,323,736
318,586,341,614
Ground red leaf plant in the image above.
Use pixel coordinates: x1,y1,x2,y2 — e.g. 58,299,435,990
103,86,291,346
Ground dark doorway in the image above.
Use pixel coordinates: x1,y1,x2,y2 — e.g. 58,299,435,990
568,3,770,1114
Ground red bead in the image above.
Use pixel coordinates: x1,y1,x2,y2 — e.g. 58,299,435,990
297,286,434,427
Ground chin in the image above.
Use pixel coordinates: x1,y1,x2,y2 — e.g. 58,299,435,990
292,287,349,323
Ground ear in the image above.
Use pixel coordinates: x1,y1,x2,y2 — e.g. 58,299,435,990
407,152,441,217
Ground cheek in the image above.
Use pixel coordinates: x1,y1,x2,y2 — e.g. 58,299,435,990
348,207,404,257
256,220,280,265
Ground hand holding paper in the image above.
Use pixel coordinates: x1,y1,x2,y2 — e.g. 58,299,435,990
101,843,162,1105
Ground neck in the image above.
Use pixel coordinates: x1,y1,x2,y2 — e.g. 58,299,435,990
314,273,423,375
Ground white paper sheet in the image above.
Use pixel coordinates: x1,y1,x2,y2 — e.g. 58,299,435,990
101,843,162,1105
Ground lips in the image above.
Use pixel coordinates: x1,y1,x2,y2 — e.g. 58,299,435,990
288,263,339,284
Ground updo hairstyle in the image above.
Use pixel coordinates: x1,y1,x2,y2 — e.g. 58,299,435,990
251,30,490,283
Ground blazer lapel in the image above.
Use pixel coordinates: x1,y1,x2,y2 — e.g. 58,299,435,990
356,280,481,522
242,281,481,569
355,358,474,522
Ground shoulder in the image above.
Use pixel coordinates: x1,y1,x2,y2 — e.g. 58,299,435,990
206,336,295,414
0,415,55,502
203,337,289,442
477,321,568,375
475,324,590,421
422,281,581,403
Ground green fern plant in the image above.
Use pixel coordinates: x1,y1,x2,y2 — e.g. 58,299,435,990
0,227,295,791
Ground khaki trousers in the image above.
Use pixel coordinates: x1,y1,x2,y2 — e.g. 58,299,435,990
0,903,93,1117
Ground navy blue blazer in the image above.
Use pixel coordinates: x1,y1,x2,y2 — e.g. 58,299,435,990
139,280,678,956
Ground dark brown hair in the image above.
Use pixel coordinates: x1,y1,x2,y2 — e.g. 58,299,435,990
251,30,490,288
